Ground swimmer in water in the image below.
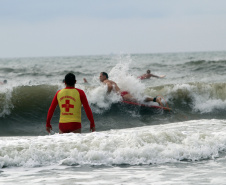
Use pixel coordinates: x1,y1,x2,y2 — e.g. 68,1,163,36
99,72,163,106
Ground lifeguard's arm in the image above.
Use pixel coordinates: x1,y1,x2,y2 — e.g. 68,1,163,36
46,91,59,132
77,89,95,131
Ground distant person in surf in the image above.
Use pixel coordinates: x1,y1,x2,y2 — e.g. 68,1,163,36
0,80,7,85
99,72,163,106
138,70,165,80
46,73,95,134
83,78,88,83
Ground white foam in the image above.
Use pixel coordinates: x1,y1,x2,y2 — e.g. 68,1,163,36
194,98,226,113
0,87,14,117
160,83,226,113
108,55,146,100
1,119,226,168
86,84,121,113
82,55,149,113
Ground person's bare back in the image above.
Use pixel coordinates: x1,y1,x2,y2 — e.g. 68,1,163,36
103,79,121,93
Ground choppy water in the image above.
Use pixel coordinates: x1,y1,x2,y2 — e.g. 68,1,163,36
0,51,226,184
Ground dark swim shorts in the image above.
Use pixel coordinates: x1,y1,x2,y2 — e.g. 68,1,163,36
153,97,157,102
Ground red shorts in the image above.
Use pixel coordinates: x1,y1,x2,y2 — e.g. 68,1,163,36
121,91,129,97
59,122,81,133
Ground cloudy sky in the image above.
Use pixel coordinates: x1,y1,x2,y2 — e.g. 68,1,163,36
0,0,226,58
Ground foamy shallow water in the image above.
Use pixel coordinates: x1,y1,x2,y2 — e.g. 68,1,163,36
1,119,226,168
1,119,226,184
1,154,226,185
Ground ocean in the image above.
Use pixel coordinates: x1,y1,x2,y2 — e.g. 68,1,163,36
0,51,226,184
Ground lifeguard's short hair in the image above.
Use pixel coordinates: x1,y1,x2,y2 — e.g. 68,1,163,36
64,73,76,86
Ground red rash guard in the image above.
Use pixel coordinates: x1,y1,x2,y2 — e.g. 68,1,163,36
46,87,95,130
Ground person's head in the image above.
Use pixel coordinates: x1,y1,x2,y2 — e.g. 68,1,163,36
64,73,76,87
3,80,7,84
99,72,108,82
147,70,151,74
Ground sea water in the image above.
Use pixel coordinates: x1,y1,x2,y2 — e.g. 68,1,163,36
0,51,226,184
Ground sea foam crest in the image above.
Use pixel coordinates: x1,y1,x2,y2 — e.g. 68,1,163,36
0,119,226,168
84,55,147,113
0,87,14,117
170,83,226,113
144,82,226,113
109,55,145,100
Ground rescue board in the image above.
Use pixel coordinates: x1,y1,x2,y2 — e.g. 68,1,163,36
122,100,172,111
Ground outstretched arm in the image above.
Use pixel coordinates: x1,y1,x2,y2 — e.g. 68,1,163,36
151,74,166,78
150,74,160,78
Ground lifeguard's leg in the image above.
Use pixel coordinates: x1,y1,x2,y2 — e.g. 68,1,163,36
59,129,63,134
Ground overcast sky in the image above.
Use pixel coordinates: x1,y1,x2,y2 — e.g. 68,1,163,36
0,0,226,58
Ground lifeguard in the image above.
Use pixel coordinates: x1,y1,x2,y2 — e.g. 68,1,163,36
46,73,95,134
